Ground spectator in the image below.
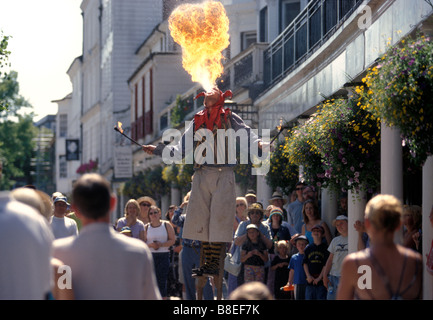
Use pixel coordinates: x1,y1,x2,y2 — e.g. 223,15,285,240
171,193,214,300
234,197,248,232
303,224,329,300
229,281,273,300
240,224,269,283
50,196,79,239
268,191,288,221
0,192,53,299
144,205,176,299
116,199,145,241
354,219,370,250
402,205,422,252
137,196,156,225
287,235,309,300
323,215,349,300
270,240,291,299
53,173,161,299
286,181,305,233
165,204,183,299
301,199,332,246
266,207,296,294
338,194,423,300
245,189,257,207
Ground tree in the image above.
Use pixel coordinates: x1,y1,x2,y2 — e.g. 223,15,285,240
0,114,37,189
0,65,37,189
0,31,11,112
0,71,31,118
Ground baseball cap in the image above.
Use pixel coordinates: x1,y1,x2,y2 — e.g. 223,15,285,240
54,196,69,206
311,224,324,233
333,215,348,226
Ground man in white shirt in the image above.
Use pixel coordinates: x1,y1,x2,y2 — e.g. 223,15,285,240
0,192,53,299
50,196,78,239
53,173,161,300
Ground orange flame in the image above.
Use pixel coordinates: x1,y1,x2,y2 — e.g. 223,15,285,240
117,122,124,134
168,1,230,92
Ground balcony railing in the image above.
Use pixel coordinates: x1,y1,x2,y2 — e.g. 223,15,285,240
219,43,269,95
264,0,364,89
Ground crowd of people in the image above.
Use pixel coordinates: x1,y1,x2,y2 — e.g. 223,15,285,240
1,176,432,300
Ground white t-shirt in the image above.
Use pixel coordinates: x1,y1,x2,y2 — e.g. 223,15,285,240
50,215,78,239
327,235,348,277
0,193,53,299
146,222,169,253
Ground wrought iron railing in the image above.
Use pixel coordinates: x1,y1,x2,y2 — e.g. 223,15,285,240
264,0,364,89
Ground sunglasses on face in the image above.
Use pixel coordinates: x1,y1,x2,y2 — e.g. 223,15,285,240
236,203,245,207
296,187,304,191
149,211,159,215
140,203,151,207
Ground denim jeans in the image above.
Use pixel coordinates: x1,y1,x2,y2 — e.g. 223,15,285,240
152,252,170,297
326,275,340,300
305,284,327,300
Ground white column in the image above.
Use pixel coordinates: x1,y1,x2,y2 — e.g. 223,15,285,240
380,123,403,198
321,188,338,236
381,123,404,244
348,189,366,254
256,174,272,206
422,156,433,300
170,185,181,206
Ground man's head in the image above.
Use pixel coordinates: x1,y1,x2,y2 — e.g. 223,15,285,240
53,196,69,218
72,173,114,221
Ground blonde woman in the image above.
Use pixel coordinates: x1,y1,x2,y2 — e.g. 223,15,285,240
338,194,423,300
116,199,145,241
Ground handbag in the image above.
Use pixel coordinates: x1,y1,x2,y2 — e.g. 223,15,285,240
224,245,241,276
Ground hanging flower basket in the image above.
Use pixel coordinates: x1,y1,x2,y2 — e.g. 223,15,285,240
362,33,433,167
76,159,98,174
282,94,381,195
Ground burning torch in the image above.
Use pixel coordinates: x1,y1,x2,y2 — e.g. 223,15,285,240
114,122,142,147
270,118,289,145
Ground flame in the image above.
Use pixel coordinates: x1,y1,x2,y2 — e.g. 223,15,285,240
168,1,230,92
117,122,124,134
277,118,283,131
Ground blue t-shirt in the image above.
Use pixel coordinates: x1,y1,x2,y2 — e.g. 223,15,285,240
288,253,307,285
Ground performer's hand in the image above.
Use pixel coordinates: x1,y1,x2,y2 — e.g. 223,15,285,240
142,145,156,155
259,141,274,152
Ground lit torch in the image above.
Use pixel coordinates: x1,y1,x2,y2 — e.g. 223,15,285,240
168,1,230,92
270,118,287,145
114,122,142,147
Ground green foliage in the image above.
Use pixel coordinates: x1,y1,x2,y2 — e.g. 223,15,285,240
0,71,31,118
265,139,299,195
0,114,38,189
0,32,11,112
362,33,433,167
122,166,170,202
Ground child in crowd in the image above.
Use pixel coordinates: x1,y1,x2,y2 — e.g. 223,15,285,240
323,215,349,300
303,225,329,300
287,235,309,300
270,240,291,299
241,224,269,283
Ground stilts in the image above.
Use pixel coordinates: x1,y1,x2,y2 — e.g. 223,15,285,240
194,242,226,300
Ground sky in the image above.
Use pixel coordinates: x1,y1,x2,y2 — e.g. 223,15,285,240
0,0,83,122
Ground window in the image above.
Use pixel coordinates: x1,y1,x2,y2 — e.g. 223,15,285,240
59,114,67,138
59,155,67,178
280,0,301,33
259,7,268,42
241,31,257,51
160,112,168,131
